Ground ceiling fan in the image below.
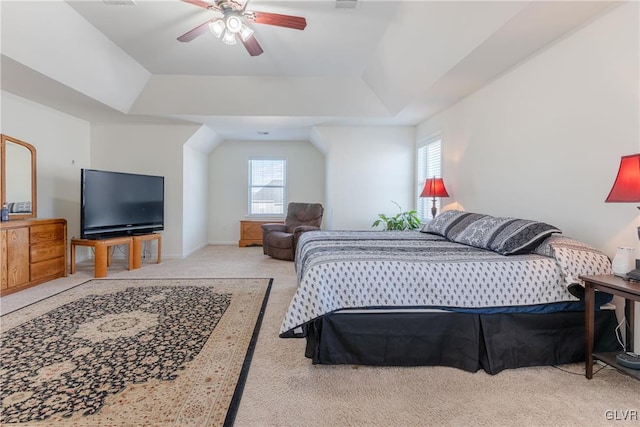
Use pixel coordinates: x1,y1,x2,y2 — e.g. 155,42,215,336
177,0,307,57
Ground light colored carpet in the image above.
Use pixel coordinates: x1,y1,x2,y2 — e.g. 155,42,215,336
2,245,638,426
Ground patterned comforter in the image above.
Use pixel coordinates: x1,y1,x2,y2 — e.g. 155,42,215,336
279,230,612,337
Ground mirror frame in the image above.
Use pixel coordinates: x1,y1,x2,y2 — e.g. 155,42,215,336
1,134,37,219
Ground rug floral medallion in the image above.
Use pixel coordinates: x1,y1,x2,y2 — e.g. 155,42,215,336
0,278,272,426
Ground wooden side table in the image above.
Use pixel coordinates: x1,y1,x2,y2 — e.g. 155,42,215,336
581,274,640,380
70,236,134,278
132,234,162,269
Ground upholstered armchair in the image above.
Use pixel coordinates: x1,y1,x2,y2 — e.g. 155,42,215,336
262,202,324,261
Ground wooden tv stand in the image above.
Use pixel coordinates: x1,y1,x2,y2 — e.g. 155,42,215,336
70,233,162,278
132,233,162,269
70,236,134,278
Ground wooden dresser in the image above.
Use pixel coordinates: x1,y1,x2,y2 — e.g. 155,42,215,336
0,218,67,296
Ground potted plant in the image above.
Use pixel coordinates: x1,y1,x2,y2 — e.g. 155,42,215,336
372,201,421,230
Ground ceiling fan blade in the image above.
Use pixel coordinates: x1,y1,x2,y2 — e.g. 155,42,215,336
249,11,307,30
241,34,264,56
177,19,214,42
181,0,217,10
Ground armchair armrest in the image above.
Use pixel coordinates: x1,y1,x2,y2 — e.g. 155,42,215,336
293,225,320,235
293,225,320,247
261,223,288,234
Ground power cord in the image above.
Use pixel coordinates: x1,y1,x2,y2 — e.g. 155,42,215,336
552,363,610,376
110,242,149,259
551,315,628,377
143,241,151,260
614,315,631,352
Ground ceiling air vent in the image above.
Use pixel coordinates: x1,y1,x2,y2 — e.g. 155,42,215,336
103,0,137,5
335,0,358,9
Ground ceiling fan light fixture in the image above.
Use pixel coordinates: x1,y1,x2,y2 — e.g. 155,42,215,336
209,19,225,38
239,24,254,41
221,30,237,45
225,14,243,34
178,0,307,56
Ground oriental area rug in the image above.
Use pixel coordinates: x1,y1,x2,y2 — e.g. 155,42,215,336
0,278,272,426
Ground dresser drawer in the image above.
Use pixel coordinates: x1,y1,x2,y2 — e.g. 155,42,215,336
30,224,65,244
31,257,65,282
1,218,67,296
31,241,66,263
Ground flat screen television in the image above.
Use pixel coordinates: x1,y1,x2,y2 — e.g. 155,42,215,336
81,168,164,239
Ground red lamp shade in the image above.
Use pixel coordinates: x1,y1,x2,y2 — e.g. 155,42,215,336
605,154,640,203
420,178,450,198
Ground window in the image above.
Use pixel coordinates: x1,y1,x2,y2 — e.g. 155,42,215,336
416,137,442,221
248,158,286,216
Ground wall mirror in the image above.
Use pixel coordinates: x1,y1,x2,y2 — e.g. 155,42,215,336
1,134,37,219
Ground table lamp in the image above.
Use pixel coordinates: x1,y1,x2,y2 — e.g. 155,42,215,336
420,177,449,218
605,153,640,280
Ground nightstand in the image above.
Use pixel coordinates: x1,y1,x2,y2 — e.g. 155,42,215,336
580,274,640,380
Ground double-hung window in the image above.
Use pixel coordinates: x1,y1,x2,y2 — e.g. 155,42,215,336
416,137,442,221
248,158,286,216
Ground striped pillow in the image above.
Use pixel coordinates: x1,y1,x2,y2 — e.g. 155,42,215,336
452,216,515,250
445,213,489,241
489,219,561,255
421,210,471,237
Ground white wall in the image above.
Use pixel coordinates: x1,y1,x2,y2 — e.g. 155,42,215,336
417,2,639,258
208,140,324,244
1,91,91,241
417,3,639,351
313,126,416,230
90,124,201,258
183,145,209,257
2,1,150,114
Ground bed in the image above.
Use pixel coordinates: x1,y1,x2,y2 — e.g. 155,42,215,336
279,211,620,374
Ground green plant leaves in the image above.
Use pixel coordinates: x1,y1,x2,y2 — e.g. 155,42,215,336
371,201,421,231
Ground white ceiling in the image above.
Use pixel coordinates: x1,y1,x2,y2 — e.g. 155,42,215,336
0,0,620,142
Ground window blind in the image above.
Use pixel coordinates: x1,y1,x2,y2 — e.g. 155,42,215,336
416,139,442,220
249,158,286,215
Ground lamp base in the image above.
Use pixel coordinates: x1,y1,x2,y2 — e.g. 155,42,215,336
627,270,640,282
626,260,640,282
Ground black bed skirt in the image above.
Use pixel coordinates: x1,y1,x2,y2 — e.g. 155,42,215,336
304,310,619,374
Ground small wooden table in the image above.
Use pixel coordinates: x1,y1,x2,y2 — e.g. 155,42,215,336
70,236,134,278
132,233,162,269
581,274,640,380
